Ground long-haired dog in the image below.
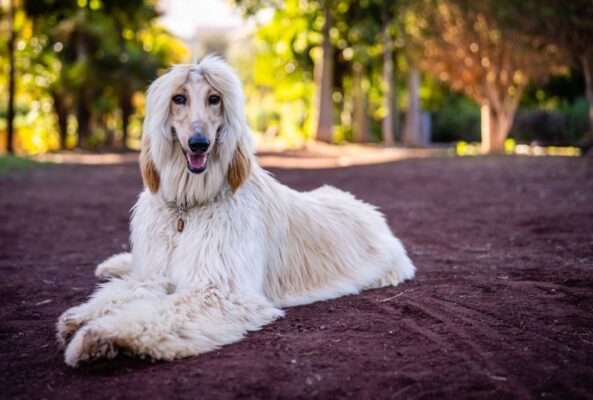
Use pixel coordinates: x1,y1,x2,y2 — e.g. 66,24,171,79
57,56,415,366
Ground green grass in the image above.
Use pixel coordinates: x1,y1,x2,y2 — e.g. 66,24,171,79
0,155,51,175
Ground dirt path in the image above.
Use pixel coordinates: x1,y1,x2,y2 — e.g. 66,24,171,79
1,155,592,399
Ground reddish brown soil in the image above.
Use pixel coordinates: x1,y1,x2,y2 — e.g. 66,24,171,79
1,155,592,399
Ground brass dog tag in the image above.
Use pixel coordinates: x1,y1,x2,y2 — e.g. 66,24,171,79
176,204,186,233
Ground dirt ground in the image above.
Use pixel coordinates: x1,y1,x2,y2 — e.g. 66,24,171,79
1,154,592,399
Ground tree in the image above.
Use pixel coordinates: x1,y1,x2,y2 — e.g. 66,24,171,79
380,1,405,146
351,60,370,142
101,0,159,147
5,0,17,154
234,0,340,143
518,0,593,140
338,0,406,145
240,0,317,143
22,0,185,149
402,65,422,145
381,16,395,146
314,2,334,143
411,0,563,152
338,0,382,143
48,70,72,149
25,0,104,147
233,0,413,145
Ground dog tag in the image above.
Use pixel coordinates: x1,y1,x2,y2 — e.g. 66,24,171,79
177,218,185,232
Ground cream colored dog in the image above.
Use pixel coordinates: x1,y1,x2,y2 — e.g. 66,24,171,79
57,56,415,366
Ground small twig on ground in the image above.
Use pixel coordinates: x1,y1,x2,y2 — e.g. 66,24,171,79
378,288,414,303
392,384,417,397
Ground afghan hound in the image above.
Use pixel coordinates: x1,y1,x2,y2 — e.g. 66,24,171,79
57,56,415,366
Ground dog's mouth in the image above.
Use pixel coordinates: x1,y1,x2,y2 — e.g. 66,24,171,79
185,152,208,174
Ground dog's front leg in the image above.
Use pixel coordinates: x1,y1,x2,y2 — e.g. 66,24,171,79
56,274,173,348
63,285,284,366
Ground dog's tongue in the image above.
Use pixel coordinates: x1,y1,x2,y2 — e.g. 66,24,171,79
187,153,207,169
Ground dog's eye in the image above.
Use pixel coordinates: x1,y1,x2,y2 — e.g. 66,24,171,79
172,95,186,105
208,95,220,105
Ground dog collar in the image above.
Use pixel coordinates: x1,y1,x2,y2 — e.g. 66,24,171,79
167,201,197,233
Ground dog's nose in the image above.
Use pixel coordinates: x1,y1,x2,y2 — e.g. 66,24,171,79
188,134,210,153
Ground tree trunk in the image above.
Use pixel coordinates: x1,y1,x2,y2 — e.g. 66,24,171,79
74,20,90,148
121,106,131,148
582,54,593,140
6,0,16,154
97,113,114,146
116,20,133,148
480,103,513,153
382,12,395,146
51,92,69,149
352,61,369,142
393,72,400,142
120,90,133,148
402,66,421,145
76,92,91,148
315,4,334,143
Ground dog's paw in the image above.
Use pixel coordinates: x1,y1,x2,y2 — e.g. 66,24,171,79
56,307,86,348
95,252,132,281
64,327,118,367
94,265,112,282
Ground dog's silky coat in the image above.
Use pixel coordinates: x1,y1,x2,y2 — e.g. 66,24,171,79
57,56,415,366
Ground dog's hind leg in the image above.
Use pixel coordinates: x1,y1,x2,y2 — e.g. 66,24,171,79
95,252,133,281
367,239,416,289
62,286,284,367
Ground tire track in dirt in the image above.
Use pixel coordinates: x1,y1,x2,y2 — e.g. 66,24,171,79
382,294,534,398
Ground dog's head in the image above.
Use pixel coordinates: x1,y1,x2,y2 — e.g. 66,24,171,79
140,56,252,203
170,72,223,174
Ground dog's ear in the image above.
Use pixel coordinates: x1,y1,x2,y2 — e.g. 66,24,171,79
139,136,160,193
227,141,251,193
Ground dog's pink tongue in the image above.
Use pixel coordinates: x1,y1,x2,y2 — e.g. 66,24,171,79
187,153,207,169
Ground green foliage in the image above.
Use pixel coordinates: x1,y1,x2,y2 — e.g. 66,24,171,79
0,0,188,153
515,68,590,145
2,0,590,154
241,0,320,141
510,99,589,145
233,0,413,143
520,68,585,109
431,94,480,143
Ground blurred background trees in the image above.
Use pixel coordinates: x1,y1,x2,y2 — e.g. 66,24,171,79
0,0,187,153
0,0,591,154
409,0,564,152
517,0,593,141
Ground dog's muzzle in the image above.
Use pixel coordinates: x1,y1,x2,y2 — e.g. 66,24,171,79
186,134,210,174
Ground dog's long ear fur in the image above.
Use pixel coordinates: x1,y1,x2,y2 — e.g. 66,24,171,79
139,136,160,193
227,141,251,193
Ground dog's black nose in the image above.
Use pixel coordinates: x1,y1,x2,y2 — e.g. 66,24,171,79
188,134,210,153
